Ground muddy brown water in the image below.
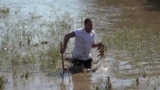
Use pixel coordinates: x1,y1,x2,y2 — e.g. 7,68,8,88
0,0,160,90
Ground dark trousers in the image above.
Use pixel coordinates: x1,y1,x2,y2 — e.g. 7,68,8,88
72,58,92,69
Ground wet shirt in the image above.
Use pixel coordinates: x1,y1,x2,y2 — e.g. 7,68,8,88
73,28,95,60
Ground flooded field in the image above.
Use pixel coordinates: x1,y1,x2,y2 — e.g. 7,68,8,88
0,0,160,90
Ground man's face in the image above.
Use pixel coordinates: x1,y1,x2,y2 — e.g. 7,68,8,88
85,21,93,33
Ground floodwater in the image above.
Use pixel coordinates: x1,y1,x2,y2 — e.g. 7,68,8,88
0,0,160,90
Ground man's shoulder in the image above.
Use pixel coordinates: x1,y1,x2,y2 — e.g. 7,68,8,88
74,28,84,34
73,28,84,36
74,28,84,32
91,30,96,35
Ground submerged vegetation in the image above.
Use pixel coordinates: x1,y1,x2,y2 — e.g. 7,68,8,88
103,26,160,63
0,0,160,89
0,7,9,13
0,75,5,89
0,9,75,70
102,26,160,82
0,8,77,88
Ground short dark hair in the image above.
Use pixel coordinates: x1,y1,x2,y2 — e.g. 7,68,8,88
84,18,92,25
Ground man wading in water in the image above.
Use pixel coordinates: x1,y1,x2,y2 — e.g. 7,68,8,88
60,18,104,72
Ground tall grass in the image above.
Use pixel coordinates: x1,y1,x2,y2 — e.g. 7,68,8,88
0,7,9,13
103,26,160,66
0,75,5,89
0,9,76,73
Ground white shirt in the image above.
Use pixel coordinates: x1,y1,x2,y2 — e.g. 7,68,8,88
73,28,95,60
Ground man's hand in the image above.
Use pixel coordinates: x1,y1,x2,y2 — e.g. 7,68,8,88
60,47,66,55
60,42,66,55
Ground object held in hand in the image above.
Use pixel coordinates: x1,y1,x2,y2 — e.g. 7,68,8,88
97,43,104,58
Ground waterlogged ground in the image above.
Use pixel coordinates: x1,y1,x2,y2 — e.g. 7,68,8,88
0,0,160,90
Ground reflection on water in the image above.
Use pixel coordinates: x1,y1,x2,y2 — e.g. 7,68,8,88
3,65,74,90
1,0,160,90
0,0,82,21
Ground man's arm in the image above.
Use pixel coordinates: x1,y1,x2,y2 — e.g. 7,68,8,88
92,42,103,48
61,32,76,54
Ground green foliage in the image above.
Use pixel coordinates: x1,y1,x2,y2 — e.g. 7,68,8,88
39,46,61,71
20,71,29,79
11,54,21,66
46,47,61,69
0,7,9,13
103,27,160,63
0,75,5,89
0,9,74,71
91,86,99,90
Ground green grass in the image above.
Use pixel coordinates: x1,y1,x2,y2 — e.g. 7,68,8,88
0,8,76,72
39,47,61,71
0,75,5,89
0,7,9,13
103,26,160,65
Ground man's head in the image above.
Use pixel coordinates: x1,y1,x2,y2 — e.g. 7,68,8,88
84,18,93,33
